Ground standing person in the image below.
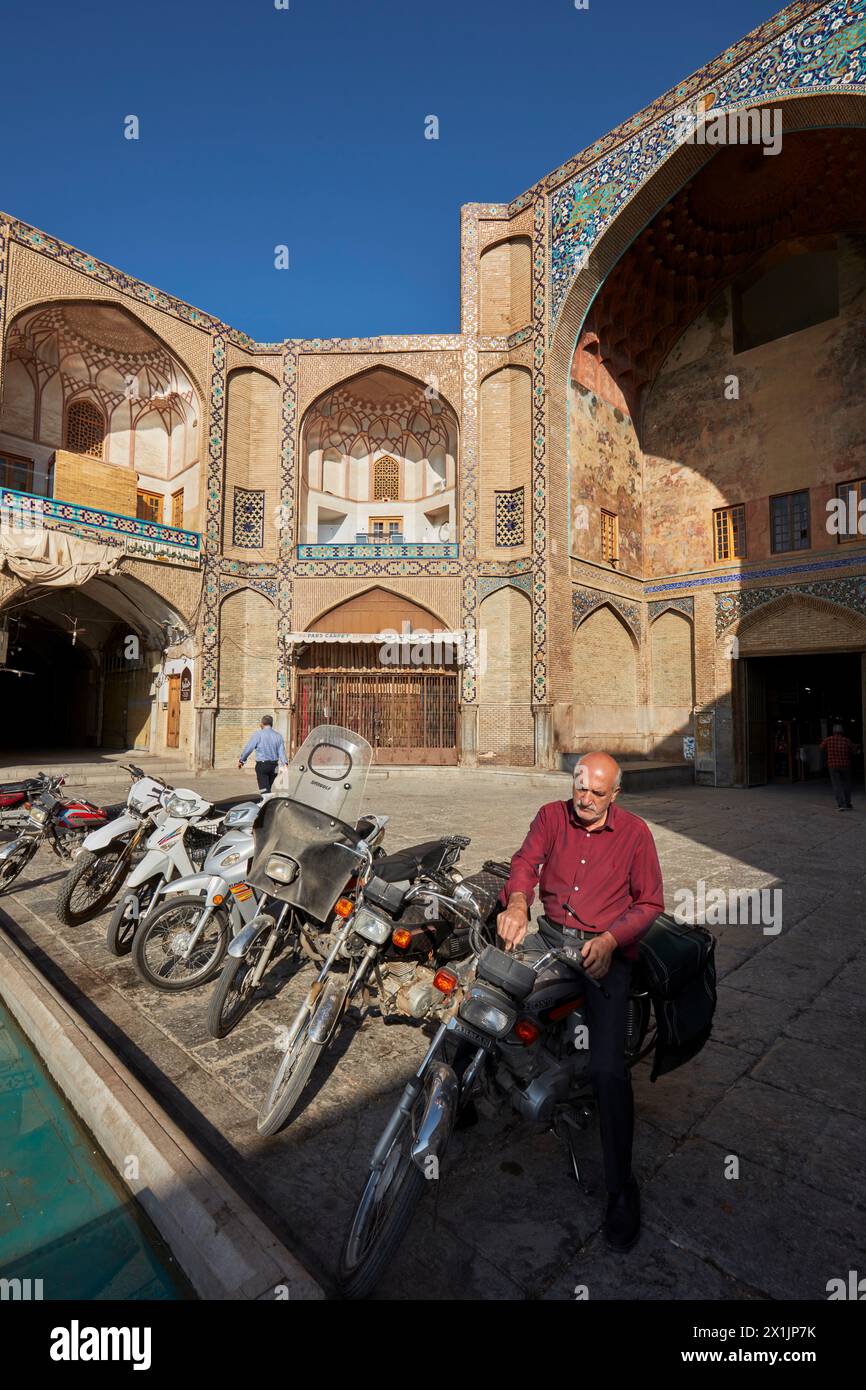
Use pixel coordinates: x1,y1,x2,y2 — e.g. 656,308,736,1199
238,715,289,792
496,752,665,1252
820,723,859,810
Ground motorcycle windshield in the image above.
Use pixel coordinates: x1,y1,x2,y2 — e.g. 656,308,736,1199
280,725,372,831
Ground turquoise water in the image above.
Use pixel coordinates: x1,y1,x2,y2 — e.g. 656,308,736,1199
0,1001,194,1300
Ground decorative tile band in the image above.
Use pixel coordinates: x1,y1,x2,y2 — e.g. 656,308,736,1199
715,575,866,634
646,549,866,593
297,542,459,561
199,335,227,706
531,194,548,704
0,488,201,554
219,577,278,602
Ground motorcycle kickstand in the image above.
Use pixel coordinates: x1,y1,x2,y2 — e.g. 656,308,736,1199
555,1111,596,1197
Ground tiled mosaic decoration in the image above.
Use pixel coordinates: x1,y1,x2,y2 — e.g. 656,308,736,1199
648,595,694,621
715,575,866,635
494,488,525,546
232,488,265,549
572,586,641,637
477,574,533,602
548,0,866,325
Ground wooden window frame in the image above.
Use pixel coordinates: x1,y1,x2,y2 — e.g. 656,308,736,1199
713,504,747,562
835,478,866,544
770,490,811,554
171,488,184,528
601,509,619,564
0,452,35,493
373,455,401,503
371,515,404,537
136,489,163,524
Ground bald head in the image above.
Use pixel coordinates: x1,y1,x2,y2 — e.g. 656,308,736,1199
573,751,622,828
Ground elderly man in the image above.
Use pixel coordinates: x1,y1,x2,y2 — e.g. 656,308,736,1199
497,752,664,1251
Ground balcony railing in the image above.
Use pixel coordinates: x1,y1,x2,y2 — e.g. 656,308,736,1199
0,488,202,565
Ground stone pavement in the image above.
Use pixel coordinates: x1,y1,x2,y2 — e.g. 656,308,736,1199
1,768,864,1300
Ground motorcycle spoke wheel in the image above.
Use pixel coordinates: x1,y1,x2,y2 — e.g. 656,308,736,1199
66,848,126,919
133,899,228,992
207,950,262,1039
256,1020,322,1137
339,1093,427,1298
0,844,34,895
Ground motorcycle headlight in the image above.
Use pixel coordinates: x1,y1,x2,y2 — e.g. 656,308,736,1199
164,793,198,818
459,983,517,1038
351,907,390,945
29,805,49,825
266,854,299,884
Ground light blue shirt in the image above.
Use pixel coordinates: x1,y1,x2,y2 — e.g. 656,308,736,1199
240,727,288,765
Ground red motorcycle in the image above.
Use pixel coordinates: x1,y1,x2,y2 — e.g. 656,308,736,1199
0,776,120,896
0,773,51,829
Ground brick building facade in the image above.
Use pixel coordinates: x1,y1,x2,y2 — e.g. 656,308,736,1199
2,0,866,786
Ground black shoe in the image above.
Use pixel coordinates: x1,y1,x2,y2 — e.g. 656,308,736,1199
604,1177,640,1251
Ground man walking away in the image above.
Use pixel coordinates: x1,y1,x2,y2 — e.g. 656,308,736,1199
238,715,289,792
820,723,859,810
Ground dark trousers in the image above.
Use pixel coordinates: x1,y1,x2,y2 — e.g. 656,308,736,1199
829,767,853,808
533,920,635,1193
255,760,278,792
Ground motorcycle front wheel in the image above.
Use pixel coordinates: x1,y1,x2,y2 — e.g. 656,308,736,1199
55,846,128,926
105,876,160,957
338,1086,429,1300
256,996,333,1137
132,895,229,991
0,839,38,896
207,948,263,1039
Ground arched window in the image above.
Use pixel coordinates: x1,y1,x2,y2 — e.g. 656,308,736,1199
373,455,400,501
65,400,105,459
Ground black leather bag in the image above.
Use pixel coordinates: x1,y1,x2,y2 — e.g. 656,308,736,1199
638,913,717,1082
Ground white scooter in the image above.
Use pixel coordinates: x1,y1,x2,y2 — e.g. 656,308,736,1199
129,801,265,992
55,764,172,927
104,786,237,957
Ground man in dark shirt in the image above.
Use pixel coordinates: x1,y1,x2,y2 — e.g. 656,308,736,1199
497,751,664,1252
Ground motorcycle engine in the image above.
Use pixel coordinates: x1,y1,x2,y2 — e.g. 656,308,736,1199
496,1009,591,1125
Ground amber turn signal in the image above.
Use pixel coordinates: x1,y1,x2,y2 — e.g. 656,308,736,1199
212,893,225,906
334,898,354,918
432,968,458,994
513,1018,540,1045
392,928,413,949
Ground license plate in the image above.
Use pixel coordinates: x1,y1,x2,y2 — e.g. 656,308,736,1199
446,1016,498,1051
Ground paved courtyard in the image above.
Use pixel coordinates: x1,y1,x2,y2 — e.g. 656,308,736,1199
1,767,865,1300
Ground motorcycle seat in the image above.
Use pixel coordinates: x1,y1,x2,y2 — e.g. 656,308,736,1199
211,794,265,815
0,778,41,794
373,839,455,884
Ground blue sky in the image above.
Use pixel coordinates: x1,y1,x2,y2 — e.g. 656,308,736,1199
3,0,780,340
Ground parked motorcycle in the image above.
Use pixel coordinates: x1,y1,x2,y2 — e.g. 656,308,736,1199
104,786,238,956
129,800,265,991
0,776,122,896
337,884,656,1298
0,773,53,831
249,724,481,1137
55,764,172,926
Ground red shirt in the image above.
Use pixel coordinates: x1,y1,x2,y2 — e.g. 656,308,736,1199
821,734,857,769
503,799,664,959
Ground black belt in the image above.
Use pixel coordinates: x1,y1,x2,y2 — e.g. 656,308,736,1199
538,915,599,943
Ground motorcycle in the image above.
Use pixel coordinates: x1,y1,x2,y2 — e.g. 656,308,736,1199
55,764,172,927
0,776,123,896
249,724,482,1138
0,773,53,831
337,883,656,1299
103,786,245,957
129,799,267,992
